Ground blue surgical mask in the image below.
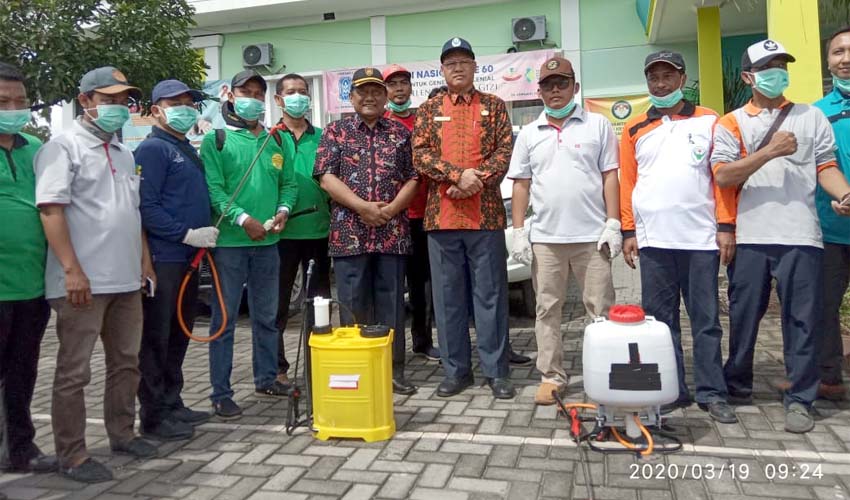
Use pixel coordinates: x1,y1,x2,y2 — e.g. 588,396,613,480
752,68,789,99
163,105,199,134
234,97,265,121
833,76,850,95
282,94,310,118
87,104,130,133
649,88,683,109
544,99,576,119
0,109,32,134
387,99,412,113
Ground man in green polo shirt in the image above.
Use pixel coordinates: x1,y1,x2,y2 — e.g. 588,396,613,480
0,62,55,474
271,73,330,384
201,70,298,419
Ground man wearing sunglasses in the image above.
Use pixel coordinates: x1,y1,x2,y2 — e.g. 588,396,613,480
35,67,157,483
507,56,620,406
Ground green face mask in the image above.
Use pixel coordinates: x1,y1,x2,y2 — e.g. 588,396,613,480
281,93,310,118
752,68,789,99
649,88,683,109
544,99,576,119
87,104,130,133
387,99,412,113
833,76,850,95
234,96,265,121
0,108,31,134
163,105,200,134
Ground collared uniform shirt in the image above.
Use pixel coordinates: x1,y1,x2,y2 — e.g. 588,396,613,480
35,119,142,299
412,88,513,231
277,121,331,240
0,133,46,301
507,108,618,243
619,101,720,250
814,88,850,245
712,100,837,248
313,116,417,257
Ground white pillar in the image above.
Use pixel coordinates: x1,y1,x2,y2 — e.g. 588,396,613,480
560,0,582,102
370,16,387,66
191,34,225,81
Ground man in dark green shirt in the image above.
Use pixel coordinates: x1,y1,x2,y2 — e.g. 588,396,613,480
271,74,331,384
200,70,298,420
0,62,54,474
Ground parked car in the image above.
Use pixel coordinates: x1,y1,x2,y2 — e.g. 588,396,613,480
501,178,535,318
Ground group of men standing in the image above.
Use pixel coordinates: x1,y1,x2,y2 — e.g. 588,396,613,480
1,29,849,487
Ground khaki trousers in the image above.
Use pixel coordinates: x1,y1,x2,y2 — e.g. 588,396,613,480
532,242,614,385
50,292,142,467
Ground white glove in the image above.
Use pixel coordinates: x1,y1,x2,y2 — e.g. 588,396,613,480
511,226,533,266
597,218,622,259
183,227,219,248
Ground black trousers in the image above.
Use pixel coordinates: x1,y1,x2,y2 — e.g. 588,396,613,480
277,238,332,374
407,218,435,352
138,262,198,429
820,243,849,385
0,297,50,467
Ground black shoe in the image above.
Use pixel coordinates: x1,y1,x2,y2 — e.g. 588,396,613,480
60,457,113,484
413,346,441,361
698,401,738,424
255,380,290,398
727,392,753,406
213,398,243,420
110,437,157,458
392,378,418,395
509,350,533,366
437,375,475,397
485,377,516,399
142,419,195,442
660,399,693,415
7,453,58,473
171,406,211,426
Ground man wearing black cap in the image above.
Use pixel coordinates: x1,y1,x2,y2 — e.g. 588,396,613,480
619,51,737,423
412,37,515,399
200,70,298,419
135,80,217,441
712,39,850,433
314,67,419,395
35,66,157,482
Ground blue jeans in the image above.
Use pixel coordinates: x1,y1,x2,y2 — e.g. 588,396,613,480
208,245,280,403
724,244,822,408
639,248,726,404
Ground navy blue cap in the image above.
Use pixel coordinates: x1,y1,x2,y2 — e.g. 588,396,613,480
151,79,204,104
440,37,475,62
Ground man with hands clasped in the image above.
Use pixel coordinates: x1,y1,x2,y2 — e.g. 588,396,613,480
508,56,620,406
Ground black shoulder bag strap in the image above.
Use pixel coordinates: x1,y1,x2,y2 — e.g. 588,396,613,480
755,103,794,152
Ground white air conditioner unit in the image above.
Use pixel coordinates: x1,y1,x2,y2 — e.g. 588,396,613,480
242,43,273,68
511,16,547,43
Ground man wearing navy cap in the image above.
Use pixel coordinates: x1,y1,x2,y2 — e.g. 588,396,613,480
135,80,217,441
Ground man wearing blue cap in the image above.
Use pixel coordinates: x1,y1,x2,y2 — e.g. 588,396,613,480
135,80,218,441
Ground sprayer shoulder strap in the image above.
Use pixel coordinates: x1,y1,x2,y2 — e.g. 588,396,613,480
215,128,283,151
755,103,794,152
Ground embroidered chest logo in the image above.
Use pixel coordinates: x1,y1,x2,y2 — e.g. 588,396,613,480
271,153,284,170
692,146,707,162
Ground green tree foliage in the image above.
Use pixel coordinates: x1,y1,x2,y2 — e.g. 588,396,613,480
0,0,206,119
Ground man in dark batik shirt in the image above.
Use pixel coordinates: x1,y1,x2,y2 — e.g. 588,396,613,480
314,67,419,395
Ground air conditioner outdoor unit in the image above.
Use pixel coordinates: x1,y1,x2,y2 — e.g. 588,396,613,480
511,16,547,43
242,43,273,68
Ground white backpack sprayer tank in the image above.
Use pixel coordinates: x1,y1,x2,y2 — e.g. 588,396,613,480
583,304,678,440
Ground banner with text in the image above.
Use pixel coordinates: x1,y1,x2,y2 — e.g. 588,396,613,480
583,94,651,139
323,49,555,115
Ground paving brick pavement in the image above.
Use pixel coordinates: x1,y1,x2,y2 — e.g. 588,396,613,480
2,259,849,499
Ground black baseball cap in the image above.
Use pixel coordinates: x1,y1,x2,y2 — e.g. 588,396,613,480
644,51,686,73
351,67,385,89
151,79,204,104
231,70,267,91
440,37,475,62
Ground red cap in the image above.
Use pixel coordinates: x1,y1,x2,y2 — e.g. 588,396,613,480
382,64,411,81
609,305,645,323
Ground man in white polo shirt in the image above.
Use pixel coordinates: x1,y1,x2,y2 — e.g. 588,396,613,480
35,67,157,483
620,51,736,424
712,40,850,433
508,56,621,405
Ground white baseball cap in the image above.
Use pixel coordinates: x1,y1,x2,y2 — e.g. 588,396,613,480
742,39,796,71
